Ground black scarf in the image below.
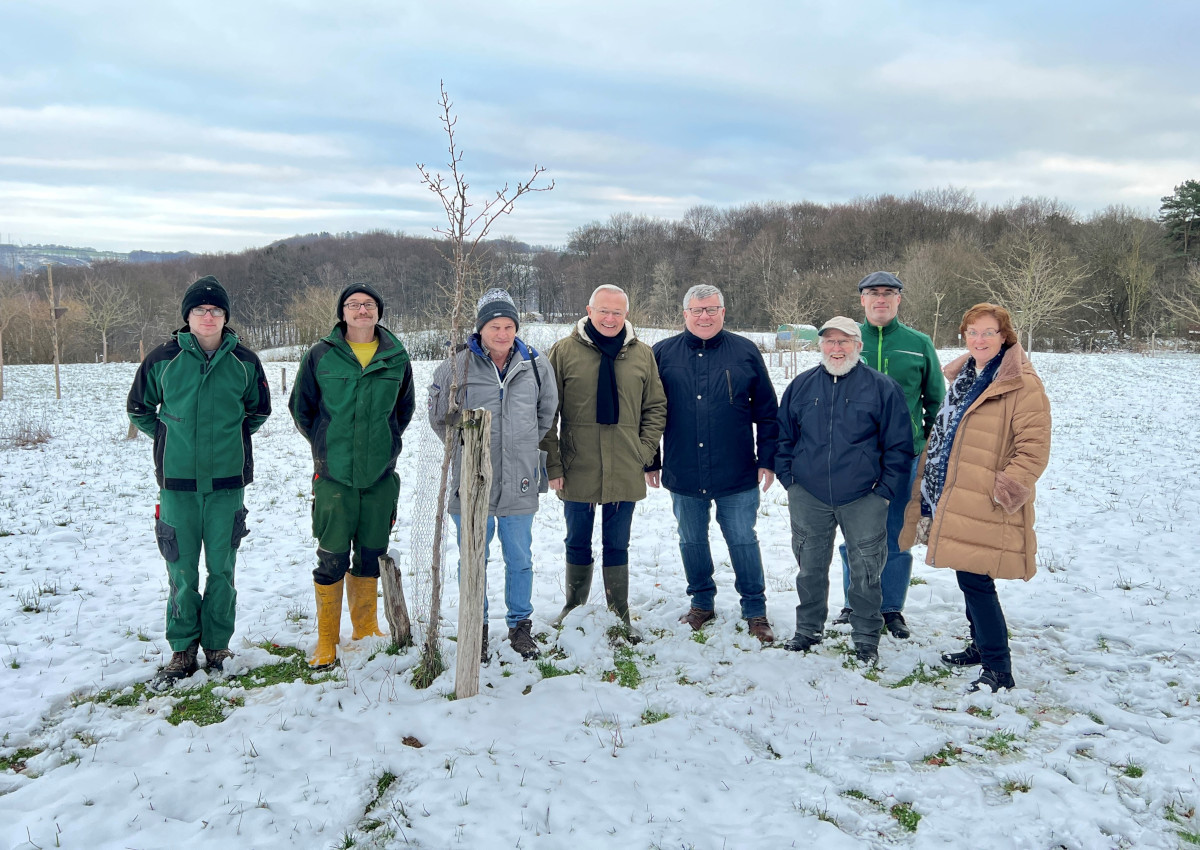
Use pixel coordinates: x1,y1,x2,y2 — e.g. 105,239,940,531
584,319,626,425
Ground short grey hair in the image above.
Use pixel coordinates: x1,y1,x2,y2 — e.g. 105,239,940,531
683,284,724,309
588,284,629,310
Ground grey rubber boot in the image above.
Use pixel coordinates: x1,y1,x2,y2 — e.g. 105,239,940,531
551,562,593,627
602,564,641,644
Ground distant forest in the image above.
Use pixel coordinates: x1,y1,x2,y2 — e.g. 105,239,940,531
2,182,1199,364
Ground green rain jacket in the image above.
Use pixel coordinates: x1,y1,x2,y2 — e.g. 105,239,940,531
859,317,945,455
127,327,272,492
289,323,415,489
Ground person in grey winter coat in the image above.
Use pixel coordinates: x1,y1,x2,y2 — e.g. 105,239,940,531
428,289,558,659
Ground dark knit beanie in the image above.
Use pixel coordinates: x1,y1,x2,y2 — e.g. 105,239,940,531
181,276,230,321
475,288,520,332
337,282,385,321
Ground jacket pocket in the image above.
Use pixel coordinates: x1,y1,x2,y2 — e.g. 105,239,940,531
231,507,250,549
155,519,179,562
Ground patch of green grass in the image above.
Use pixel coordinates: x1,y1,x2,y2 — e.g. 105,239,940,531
0,747,43,772
966,705,993,718
169,687,244,727
923,744,963,766
1001,777,1032,794
536,660,575,679
1121,762,1144,779
1166,802,1196,824
979,731,1018,755
411,647,445,690
890,662,951,689
603,646,643,689
891,802,921,832
802,805,839,827
9,660,19,669
841,789,881,806
1096,635,1109,651
640,708,670,725
1088,711,1104,724
908,576,927,586
691,630,708,645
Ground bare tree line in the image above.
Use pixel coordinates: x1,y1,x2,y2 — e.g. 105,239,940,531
1,186,1197,367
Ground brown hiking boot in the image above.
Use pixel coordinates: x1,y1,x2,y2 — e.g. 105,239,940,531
679,607,716,631
151,640,199,690
204,648,234,672
746,616,775,643
507,619,540,660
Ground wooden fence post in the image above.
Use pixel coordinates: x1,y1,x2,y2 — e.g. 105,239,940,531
379,549,413,647
455,407,492,699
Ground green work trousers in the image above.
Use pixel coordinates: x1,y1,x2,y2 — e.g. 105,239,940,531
156,487,248,652
311,472,399,585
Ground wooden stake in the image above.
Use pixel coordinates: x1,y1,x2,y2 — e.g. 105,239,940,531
454,407,492,699
379,549,413,647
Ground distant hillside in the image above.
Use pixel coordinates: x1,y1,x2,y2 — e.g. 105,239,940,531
0,243,194,274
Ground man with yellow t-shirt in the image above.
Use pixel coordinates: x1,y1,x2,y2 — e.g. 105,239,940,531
290,283,415,668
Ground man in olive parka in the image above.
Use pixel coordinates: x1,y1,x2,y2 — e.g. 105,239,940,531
290,283,415,668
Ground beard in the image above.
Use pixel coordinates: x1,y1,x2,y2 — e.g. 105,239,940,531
822,349,860,377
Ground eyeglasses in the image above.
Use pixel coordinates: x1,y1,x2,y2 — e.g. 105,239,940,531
964,329,999,340
862,289,900,299
189,307,226,318
343,301,378,313
685,306,723,316
820,337,857,348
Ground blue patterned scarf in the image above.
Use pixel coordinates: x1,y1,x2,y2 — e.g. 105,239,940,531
920,348,1007,516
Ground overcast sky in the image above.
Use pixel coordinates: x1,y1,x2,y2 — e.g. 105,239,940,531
3,0,1198,253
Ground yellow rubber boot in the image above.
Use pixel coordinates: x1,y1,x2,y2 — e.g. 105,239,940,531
309,579,344,668
346,574,387,640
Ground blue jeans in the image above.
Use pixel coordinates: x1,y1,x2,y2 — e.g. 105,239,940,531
787,485,888,650
562,501,634,568
450,513,534,629
670,487,767,619
957,571,1011,673
839,457,918,614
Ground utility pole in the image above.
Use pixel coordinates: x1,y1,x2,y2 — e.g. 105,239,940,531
47,264,63,399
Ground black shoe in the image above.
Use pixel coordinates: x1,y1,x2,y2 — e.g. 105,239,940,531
940,643,983,667
854,645,879,665
969,668,1016,693
832,607,852,626
507,619,540,660
203,648,234,672
883,612,910,640
783,634,821,653
151,640,199,690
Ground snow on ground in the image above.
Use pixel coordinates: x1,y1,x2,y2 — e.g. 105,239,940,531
0,340,1198,850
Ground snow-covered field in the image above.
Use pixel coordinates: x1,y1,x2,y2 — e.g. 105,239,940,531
0,341,1198,850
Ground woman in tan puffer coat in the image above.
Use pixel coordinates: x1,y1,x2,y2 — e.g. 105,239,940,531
899,303,1051,693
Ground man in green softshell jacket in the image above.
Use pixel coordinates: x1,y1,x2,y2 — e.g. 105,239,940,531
128,276,272,688
289,283,415,669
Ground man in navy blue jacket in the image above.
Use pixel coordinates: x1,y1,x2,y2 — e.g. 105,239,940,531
774,316,913,664
647,285,779,643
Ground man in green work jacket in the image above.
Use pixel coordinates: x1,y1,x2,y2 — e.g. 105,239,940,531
290,283,415,668
128,275,272,688
835,271,945,639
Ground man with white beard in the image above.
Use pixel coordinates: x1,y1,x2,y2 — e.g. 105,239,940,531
774,316,913,664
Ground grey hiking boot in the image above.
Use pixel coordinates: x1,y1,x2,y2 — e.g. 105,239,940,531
151,640,199,690
832,607,852,626
508,619,540,660
204,648,234,673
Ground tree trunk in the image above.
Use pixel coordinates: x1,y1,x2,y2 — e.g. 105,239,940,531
454,407,492,700
379,549,413,647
